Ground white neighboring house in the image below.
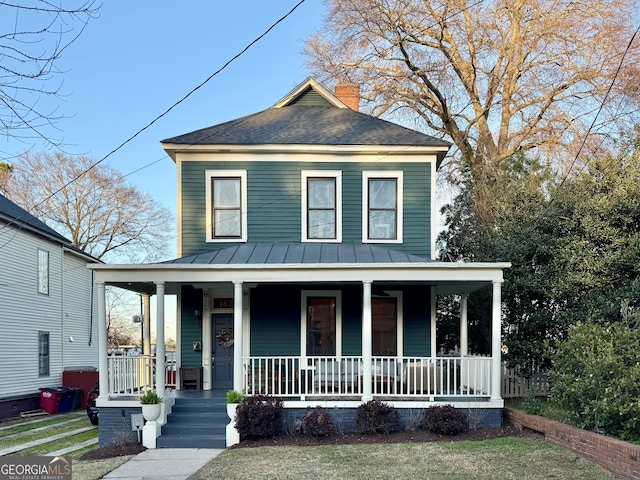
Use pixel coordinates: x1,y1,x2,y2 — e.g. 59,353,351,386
0,193,100,419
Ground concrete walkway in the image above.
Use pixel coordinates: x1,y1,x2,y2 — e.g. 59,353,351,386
102,448,223,480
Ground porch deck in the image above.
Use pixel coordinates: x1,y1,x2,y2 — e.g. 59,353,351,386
104,354,496,403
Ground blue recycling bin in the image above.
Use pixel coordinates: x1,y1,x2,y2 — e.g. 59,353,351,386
58,388,76,413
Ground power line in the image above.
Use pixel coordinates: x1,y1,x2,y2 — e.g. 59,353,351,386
0,0,308,239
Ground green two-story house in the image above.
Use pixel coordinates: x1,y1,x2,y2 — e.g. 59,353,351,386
91,78,510,448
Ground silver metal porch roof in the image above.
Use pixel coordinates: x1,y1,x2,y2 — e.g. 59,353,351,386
161,243,434,266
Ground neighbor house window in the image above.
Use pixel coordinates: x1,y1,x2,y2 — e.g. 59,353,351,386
39,331,50,376
301,171,342,242
363,171,403,243
302,291,342,357
205,170,247,242
37,249,49,295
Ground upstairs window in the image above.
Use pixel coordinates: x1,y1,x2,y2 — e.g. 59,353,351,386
363,172,403,243
302,171,342,242
206,170,247,242
38,249,49,295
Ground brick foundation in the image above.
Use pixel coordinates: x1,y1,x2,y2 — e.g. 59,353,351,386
98,407,144,447
506,408,640,479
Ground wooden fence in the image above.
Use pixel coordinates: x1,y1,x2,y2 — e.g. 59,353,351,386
501,363,549,398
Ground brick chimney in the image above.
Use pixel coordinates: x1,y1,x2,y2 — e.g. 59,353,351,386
335,84,360,111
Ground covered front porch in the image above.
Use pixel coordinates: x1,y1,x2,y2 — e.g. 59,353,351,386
90,244,509,447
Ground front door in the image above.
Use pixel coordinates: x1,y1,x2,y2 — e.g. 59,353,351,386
212,314,234,389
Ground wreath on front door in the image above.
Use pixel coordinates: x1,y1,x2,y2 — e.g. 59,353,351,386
216,327,234,349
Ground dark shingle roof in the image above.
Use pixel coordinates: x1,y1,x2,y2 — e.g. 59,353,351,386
162,243,432,265
162,106,450,148
0,193,70,243
0,193,101,262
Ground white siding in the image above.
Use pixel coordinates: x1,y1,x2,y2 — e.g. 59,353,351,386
0,223,96,399
62,251,99,370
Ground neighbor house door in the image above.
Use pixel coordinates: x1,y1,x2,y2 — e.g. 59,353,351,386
212,313,234,389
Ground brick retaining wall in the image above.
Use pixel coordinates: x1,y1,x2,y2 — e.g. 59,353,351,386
506,408,640,479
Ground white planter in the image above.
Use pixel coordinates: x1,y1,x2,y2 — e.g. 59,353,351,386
227,403,238,420
141,404,162,425
226,403,240,447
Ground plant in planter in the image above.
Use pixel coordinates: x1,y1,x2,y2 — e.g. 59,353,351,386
225,390,245,447
226,390,244,419
226,390,245,404
140,389,164,424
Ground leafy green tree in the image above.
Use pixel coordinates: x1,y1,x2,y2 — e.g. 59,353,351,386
550,316,640,441
440,130,640,371
439,152,562,369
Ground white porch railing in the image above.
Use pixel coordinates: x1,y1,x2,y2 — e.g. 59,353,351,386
242,356,493,399
107,355,153,396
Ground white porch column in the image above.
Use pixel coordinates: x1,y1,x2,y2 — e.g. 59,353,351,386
143,294,151,355
233,282,244,392
491,281,502,401
155,282,166,395
460,294,469,357
142,293,152,386
97,282,108,399
362,281,373,402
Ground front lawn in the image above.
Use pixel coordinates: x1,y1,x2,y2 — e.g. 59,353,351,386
190,436,612,480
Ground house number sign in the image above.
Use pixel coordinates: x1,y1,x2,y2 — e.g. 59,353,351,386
213,298,233,309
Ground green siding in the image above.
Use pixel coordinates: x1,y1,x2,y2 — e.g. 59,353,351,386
249,285,301,356
180,286,204,367
288,88,335,107
246,285,431,357
342,285,362,356
181,160,432,257
403,286,432,357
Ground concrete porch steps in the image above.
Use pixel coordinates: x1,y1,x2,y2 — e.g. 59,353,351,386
157,392,229,449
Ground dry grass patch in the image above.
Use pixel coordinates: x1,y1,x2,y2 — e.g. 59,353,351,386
189,437,613,480
73,456,134,480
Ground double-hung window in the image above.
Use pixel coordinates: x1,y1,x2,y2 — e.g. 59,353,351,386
37,249,49,295
302,171,342,242
363,171,403,243
205,170,247,242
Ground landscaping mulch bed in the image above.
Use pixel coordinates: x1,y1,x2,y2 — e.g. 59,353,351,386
79,425,542,459
80,442,147,460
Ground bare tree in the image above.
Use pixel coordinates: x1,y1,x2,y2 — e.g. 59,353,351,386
306,0,640,181
0,1,99,148
4,152,173,262
106,287,141,348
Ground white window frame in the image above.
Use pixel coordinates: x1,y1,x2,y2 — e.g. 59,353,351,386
37,249,49,295
301,290,343,360
362,171,403,244
205,170,248,243
301,171,342,243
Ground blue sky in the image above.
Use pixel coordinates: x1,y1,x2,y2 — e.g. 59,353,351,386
2,0,326,260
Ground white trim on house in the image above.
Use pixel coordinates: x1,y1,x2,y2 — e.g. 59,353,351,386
272,78,348,109
430,160,437,260
90,262,509,296
204,170,248,243
172,149,444,162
